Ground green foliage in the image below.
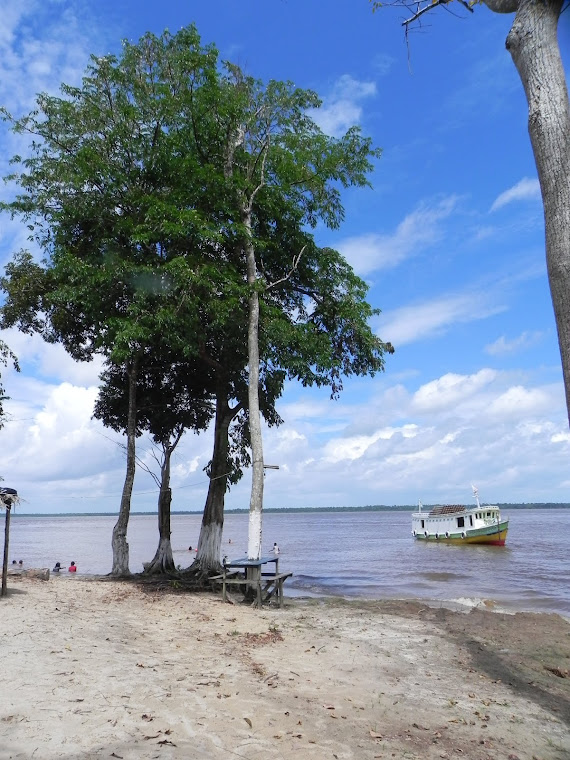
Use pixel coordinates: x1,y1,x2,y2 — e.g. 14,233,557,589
0,23,392,497
0,340,19,431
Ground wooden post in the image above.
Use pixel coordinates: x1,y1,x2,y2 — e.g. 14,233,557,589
1,505,11,598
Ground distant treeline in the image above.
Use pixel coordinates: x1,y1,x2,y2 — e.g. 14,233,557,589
221,503,570,513
16,503,570,517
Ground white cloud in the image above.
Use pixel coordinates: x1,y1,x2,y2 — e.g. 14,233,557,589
2,330,104,387
412,370,497,414
310,74,377,138
339,196,458,276
488,385,554,418
490,177,541,212
379,291,506,346
323,424,418,463
254,366,568,508
0,1,100,116
485,331,544,356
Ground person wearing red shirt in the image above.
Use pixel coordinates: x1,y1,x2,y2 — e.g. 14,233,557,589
68,561,77,572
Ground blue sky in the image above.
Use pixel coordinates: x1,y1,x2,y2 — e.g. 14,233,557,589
1,0,569,514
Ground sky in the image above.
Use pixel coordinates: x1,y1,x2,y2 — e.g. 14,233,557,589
0,0,569,514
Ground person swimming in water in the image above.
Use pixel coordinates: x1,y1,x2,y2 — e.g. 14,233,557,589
68,561,77,573
53,562,63,572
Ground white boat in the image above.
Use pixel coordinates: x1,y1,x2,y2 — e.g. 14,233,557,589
411,487,508,545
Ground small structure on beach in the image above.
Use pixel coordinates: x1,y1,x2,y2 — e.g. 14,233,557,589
1,487,19,597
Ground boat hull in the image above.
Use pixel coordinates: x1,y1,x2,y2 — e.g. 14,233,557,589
413,520,509,546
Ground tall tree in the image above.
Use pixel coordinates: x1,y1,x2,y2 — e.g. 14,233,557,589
0,28,222,574
218,71,384,559
1,25,393,578
372,0,570,426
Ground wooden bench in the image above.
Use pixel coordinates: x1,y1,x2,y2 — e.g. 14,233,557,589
211,570,293,608
262,572,293,608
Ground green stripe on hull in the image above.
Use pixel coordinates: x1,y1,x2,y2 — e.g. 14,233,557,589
414,521,508,545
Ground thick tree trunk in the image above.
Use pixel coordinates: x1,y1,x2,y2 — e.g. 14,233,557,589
194,387,235,573
243,209,264,560
111,355,138,576
503,0,570,426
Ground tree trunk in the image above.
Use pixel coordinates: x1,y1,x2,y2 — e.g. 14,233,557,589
145,485,175,574
1,506,10,597
243,208,265,560
194,386,236,573
504,0,570,426
111,355,138,576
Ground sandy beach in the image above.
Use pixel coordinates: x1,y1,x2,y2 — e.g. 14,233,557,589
1,576,569,760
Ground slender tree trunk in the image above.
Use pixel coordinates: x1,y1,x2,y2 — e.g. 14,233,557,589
111,355,138,576
145,450,175,574
194,386,236,572
502,0,570,425
243,208,264,560
1,506,10,597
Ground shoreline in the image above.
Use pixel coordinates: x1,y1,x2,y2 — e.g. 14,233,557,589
12,567,570,621
1,576,569,759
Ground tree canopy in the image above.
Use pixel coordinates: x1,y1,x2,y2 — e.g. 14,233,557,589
1,24,393,573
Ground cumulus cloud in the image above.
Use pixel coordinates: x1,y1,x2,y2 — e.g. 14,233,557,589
2,329,104,387
490,177,541,212
256,366,568,508
339,196,458,276
310,74,377,138
323,424,418,463
488,385,554,417
412,370,498,414
485,331,544,356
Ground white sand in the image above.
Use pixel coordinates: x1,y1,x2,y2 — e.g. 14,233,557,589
1,576,569,760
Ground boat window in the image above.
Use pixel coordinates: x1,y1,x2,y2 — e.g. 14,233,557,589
469,516,473,526
487,512,491,517
421,519,425,529
457,516,465,528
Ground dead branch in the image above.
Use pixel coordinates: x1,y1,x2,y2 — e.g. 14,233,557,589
265,245,307,291
402,0,473,27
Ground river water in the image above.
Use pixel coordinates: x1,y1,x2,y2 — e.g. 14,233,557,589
6,508,570,617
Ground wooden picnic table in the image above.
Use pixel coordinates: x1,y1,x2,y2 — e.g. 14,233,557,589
213,555,292,608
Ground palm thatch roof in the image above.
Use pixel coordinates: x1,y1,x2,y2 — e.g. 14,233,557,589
0,488,18,509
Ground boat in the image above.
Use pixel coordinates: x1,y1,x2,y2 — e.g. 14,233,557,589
411,487,508,545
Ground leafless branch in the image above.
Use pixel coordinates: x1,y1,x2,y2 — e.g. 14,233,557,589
402,0,473,27
265,245,307,291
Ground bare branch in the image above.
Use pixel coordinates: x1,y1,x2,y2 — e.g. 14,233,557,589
265,245,307,291
402,0,473,26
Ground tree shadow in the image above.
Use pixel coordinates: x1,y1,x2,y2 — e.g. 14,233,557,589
429,606,570,728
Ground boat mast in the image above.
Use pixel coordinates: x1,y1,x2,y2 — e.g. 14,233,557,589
471,485,481,509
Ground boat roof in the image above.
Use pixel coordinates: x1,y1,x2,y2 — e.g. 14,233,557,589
428,504,466,516
425,503,500,516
